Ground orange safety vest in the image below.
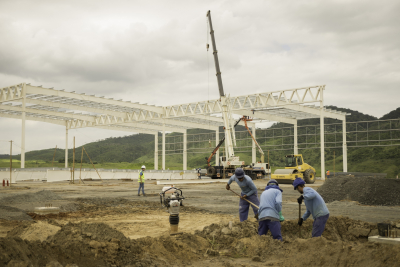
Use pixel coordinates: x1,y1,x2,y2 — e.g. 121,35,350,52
326,170,330,175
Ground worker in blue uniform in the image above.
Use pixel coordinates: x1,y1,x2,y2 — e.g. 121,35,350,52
258,179,285,240
226,168,259,222
293,177,330,237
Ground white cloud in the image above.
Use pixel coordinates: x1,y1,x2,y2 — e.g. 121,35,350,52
0,0,399,153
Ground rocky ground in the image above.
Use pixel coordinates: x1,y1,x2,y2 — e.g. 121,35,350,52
0,179,399,267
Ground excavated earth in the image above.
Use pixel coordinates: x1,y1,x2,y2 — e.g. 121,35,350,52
0,179,399,267
318,176,400,206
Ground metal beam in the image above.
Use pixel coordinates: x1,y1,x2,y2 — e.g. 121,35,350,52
0,113,67,126
94,125,157,135
235,109,297,124
26,85,164,114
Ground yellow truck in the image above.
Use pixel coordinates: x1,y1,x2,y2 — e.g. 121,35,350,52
271,154,316,184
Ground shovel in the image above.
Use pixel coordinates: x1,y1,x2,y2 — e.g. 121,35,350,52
299,203,302,238
229,189,259,209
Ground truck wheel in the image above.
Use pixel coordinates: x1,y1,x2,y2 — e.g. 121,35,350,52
303,169,315,184
207,167,216,177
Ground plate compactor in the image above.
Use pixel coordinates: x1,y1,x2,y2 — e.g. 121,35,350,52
159,187,185,234
271,154,316,184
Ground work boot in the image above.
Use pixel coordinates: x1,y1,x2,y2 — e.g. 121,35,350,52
138,194,140,196
143,194,146,197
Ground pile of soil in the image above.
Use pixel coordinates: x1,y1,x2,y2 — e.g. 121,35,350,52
317,176,400,206
0,206,32,221
1,216,399,267
0,190,62,204
7,221,61,242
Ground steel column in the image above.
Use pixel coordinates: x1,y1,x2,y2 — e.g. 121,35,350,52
252,123,256,163
342,118,348,172
215,127,219,166
294,121,298,154
162,124,166,170
320,90,325,180
65,127,68,168
21,84,26,168
154,133,158,170
183,130,187,170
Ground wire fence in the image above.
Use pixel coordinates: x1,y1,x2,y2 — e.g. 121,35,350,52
160,118,400,155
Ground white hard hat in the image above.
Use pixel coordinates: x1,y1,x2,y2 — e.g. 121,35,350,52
141,165,146,169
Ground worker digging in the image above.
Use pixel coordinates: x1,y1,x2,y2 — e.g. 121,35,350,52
226,168,260,222
293,177,330,237
258,179,285,240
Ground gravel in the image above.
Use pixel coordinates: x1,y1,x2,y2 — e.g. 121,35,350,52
0,205,32,221
317,176,400,206
0,190,61,204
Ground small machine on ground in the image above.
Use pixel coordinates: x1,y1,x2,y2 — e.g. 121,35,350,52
271,154,316,184
159,186,185,234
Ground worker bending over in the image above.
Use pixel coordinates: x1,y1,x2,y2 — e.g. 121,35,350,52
226,168,259,222
258,179,284,240
293,178,329,237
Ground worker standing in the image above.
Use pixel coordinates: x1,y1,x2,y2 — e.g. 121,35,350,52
258,179,284,240
197,168,202,179
293,178,329,237
138,165,146,196
326,170,330,179
226,168,259,222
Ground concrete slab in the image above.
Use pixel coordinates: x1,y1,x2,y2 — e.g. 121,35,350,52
368,235,400,245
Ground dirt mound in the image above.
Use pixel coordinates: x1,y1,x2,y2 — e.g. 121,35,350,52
0,205,32,221
7,221,61,242
1,217,400,267
0,190,62,205
317,176,400,206
196,215,377,243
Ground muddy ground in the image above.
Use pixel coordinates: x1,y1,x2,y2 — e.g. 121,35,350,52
0,179,400,267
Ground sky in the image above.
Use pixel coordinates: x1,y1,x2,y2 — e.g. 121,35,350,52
0,0,399,154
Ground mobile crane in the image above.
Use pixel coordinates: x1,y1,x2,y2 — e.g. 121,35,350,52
205,10,270,180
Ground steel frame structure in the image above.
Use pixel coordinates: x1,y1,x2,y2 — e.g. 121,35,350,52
0,83,349,179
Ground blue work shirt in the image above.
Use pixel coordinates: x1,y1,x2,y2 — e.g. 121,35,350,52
227,175,257,196
258,188,282,220
302,187,329,220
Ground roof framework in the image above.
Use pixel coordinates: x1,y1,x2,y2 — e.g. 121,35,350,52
0,83,349,178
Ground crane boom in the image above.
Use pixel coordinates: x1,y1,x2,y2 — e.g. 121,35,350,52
207,10,235,158
207,10,224,97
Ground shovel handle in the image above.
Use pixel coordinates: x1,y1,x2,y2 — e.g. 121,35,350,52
299,203,302,238
229,189,259,209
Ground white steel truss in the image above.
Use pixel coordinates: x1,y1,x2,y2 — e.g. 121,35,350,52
0,83,349,177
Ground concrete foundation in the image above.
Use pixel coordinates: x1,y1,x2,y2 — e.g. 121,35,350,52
368,235,400,245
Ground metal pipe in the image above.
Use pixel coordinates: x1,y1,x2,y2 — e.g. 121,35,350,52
52,145,57,167
72,136,75,184
9,140,12,186
79,147,84,184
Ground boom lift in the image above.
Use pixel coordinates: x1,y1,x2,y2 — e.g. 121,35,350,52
205,10,270,180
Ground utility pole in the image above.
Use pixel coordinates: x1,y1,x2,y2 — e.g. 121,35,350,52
52,145,57,167
9,140,12,185
333,151,335,176
72,137,75,184
268,150,270,179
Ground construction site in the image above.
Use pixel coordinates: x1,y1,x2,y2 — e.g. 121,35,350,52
1,7,400,267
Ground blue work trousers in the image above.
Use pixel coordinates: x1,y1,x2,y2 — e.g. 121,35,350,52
258,220,282,241
138,183,145,195
239,192,259,222
312,213,329,237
